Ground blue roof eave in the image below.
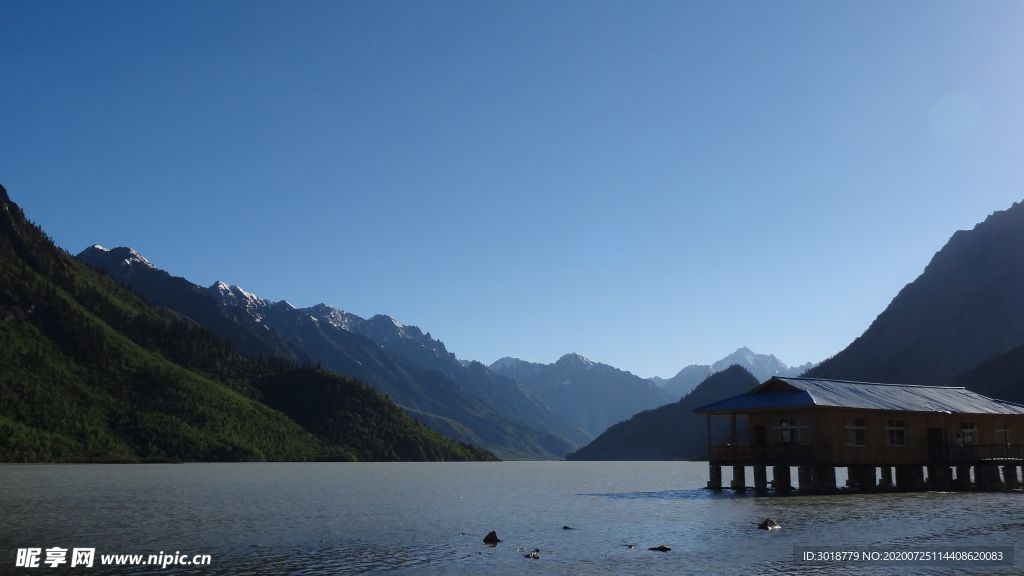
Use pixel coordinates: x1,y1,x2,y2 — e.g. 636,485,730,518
694,390,815,413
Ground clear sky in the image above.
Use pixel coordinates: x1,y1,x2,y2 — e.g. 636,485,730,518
3,1,1024,378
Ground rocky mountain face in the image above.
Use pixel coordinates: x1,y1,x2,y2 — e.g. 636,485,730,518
78,247,311,364
565,365,760,461
490,353,674,437
806,201,1024,386
206,285,593,456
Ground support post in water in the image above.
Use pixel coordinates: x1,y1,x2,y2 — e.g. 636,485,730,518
753,465,768,492
707,463,722,491
772,465,792,491
731,464,746,490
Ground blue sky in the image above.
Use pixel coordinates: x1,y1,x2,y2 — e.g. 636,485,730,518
3,1,1024,378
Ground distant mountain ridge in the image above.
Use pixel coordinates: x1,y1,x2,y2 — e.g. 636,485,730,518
566,365,761,461
658,347,815,400
206,282,593,456
489,353,673,437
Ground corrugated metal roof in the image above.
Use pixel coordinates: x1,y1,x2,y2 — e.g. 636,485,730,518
694,377,1024,415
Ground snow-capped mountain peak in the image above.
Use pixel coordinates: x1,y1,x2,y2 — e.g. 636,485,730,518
557,352,594,369
306,303,360,330
208,281,275,321
79,245,156,270
361,314,420,340
709,347,811,379
489,357,546,380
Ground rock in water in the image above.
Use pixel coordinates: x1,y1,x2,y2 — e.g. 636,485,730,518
482,531,502,544
758,518,781,530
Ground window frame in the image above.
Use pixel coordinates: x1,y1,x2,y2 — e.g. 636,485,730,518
772,417,810,445
995,422,1010,445
844,417,866,447
886,419,906,447
960,422,977,446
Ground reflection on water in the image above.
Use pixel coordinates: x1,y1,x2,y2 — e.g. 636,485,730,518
1,462,1021,575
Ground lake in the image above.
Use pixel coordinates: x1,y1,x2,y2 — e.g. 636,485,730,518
1,461,1020,575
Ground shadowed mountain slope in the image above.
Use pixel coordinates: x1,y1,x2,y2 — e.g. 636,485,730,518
565,365,760,460
807,200,1024,386
492,353,674,437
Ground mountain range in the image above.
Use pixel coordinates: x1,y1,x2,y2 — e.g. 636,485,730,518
654,347,815,400
78,244,814,458
79,246,587,460
0,184,495,463
14,180,1024,463
489,353,673,436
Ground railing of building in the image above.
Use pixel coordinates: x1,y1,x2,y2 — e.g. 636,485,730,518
709,444,817,463
711,443,1024,465
951,444,1024,462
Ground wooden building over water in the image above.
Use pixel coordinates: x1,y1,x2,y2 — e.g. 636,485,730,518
694,377,1024,492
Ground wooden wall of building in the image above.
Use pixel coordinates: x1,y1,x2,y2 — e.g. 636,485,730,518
729,408,1024,466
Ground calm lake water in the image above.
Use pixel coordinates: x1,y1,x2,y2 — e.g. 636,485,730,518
1,461,1021,575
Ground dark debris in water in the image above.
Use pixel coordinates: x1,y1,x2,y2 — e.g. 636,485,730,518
648,545,671,552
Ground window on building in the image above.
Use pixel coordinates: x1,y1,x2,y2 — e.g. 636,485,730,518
995,422,1010,445
886,419,906,446
845,418,866,447
960,422,977,445
773,418,810,445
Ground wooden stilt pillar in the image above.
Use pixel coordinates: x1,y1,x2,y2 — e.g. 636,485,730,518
879,466,894,488
772,465,792,491
896,465,925,491
976,465,1003,490
849,466,876,490
753,465,768,492
798,465,814,492
815,465,837,491
731,465,746,490
929,465,953,490
707,463,722,491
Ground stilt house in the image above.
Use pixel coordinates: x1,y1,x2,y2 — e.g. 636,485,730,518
694,377,1024,491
